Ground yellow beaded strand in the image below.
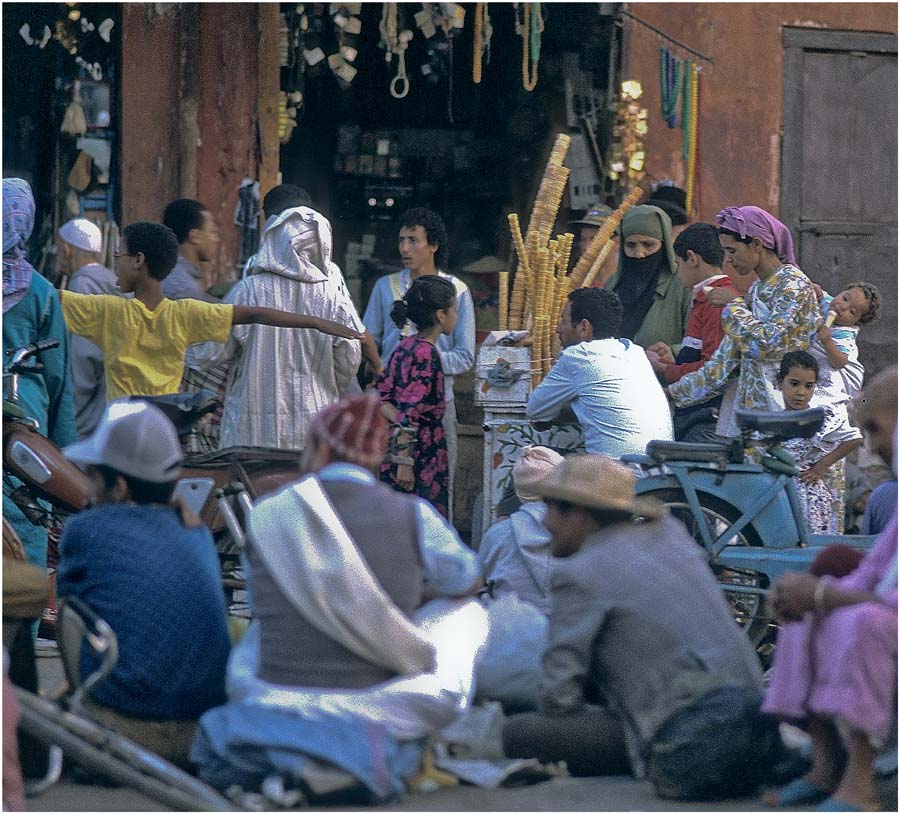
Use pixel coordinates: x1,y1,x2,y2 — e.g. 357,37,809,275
685,65,700,215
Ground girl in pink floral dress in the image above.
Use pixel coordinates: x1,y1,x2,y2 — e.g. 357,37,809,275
377,276,457,518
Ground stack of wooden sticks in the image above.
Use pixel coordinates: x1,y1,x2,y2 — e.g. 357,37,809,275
499,134,643,386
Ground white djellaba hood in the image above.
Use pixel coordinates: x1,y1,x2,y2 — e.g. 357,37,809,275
252,206,337,283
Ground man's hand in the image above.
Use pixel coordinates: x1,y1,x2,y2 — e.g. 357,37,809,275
173,496,203,528
646,341,675,365
706,286,742,308
395,463,415,491
645,350,669,377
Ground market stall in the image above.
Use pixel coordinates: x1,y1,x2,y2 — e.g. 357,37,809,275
474,132,644,527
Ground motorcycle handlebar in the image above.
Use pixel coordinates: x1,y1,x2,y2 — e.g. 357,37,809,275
5,340,60,372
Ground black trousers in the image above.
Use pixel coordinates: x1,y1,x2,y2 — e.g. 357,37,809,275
502,705,632,777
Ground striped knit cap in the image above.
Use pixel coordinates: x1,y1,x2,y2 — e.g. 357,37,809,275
310,392,389,469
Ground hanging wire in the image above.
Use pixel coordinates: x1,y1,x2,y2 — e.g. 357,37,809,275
620,9,713,63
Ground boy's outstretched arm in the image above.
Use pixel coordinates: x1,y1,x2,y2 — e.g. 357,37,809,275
231,305,364,340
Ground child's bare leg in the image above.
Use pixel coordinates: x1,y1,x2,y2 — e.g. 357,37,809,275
831,727,879,810
804,715,845,790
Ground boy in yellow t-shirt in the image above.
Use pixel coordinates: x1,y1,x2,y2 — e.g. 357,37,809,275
60,222,364,400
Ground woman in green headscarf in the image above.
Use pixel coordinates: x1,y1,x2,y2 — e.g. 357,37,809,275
605,204,691,350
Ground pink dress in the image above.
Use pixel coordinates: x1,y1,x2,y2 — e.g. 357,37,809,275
762,513,898,742
377,336,449,518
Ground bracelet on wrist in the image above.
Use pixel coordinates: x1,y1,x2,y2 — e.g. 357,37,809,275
813,579,828,613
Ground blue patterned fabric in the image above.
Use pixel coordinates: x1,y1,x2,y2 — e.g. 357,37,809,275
3,177,36,313
190,701,422,802
56,503,231,719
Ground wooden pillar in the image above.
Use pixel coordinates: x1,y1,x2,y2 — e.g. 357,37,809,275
176,3,199,200
257,4,281,206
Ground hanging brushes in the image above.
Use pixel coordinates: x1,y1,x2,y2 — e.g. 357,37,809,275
502,135,644,385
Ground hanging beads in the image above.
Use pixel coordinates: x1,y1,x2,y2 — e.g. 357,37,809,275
685,65,700,215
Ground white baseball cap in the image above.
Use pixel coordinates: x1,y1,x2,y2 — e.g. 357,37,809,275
64,401,182,483
59,218,103,254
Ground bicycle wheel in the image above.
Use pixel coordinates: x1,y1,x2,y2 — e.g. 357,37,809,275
641,488,771,647
15,688,234,812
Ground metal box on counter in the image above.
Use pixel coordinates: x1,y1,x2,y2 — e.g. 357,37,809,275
474,346,532,408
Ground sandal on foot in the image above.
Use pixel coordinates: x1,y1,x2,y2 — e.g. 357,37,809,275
817,798,864,812
762,777,831,807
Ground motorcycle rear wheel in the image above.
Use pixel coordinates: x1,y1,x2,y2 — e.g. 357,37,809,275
642,488,771,648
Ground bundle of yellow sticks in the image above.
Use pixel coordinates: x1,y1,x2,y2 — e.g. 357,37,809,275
500,133,644,386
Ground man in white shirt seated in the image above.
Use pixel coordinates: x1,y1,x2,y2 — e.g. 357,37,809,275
526,287,674,457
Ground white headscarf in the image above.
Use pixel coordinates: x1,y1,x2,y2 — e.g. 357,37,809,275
252,206,334,283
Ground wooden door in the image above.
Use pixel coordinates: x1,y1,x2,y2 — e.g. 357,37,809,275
781,27,897,373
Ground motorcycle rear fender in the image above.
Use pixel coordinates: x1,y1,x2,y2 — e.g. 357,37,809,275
3,425,89,513
635,469,802,548
717,545,816,582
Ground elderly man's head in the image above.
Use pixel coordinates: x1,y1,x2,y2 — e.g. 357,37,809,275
853,365,898,470
303,393,390,473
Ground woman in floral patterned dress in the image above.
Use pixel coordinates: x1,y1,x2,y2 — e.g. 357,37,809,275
377,276,457,518
667,206,821,438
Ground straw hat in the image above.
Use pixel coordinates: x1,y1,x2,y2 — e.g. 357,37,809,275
532,453,665,519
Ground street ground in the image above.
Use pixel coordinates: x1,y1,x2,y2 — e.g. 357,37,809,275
27,650,893,812
29,774,780,812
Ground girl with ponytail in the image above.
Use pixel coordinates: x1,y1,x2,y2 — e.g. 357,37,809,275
376,276,457,518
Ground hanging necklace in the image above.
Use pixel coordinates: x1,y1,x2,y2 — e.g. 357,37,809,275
659,47,682,128
516,3,542,92
684,64,701,215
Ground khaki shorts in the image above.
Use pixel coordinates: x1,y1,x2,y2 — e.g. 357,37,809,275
83,698,198,769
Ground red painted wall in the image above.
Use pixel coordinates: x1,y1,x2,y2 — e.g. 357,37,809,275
120,3,262,278
196,3,260,278
624,3,898,221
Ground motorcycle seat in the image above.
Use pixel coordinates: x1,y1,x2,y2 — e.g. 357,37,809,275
735,407,824,440
646,439,744,466
126,391,219,436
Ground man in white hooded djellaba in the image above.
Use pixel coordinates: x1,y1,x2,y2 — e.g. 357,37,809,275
190,207,367,451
